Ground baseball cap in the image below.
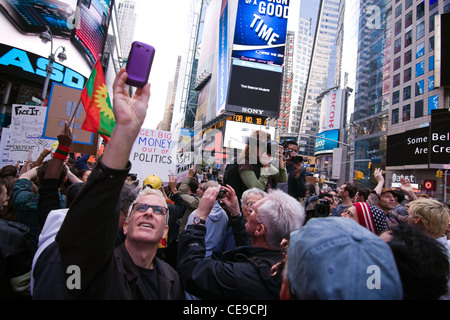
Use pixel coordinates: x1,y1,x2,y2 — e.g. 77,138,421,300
143,175,162,189
287,217,403,300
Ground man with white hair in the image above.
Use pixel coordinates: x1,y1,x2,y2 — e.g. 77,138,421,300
177,186,305,299
54,68,183,299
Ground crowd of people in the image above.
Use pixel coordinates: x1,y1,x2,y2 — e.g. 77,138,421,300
1,68,450,300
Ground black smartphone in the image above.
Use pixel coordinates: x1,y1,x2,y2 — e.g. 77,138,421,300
125,41,155,88
217,189,227,199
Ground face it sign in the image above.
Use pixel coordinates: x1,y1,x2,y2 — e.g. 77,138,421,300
232,0,290,66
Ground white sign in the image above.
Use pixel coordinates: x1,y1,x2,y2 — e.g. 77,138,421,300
319,89,344,132
129,128,180,185
9,105,55,162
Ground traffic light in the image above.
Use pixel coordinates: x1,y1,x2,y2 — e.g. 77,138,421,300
436,170,443,178
368,162,372,169
354,171,364,180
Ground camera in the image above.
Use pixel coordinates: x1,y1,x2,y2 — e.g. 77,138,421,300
283,147,303,164
314,198,331,217
217,189,227,199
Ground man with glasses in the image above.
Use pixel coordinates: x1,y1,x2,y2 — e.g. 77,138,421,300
53,68,183,300
178,186,305,299
277,140,306,201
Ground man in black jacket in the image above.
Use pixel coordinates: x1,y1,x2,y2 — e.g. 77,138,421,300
53,68,183,299
177,186,305,299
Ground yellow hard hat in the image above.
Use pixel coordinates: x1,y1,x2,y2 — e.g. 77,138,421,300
143,175,162,189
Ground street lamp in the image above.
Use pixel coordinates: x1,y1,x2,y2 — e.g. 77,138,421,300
39,26,67,103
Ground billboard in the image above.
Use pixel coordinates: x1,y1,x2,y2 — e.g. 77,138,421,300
0,0,114,86
319,89,344,132
386,109,450,167
314,129,339,155
226,59,283,117
232,0,289,66
71,0,114,67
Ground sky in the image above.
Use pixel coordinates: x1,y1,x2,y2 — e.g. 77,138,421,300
131,0,191,130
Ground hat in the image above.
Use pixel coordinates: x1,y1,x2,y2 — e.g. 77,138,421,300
353,202,388,235
287,217,403,300
143,175,162,189
380,188,396,196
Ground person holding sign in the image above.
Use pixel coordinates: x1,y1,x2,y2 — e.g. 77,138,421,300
54,68,183,299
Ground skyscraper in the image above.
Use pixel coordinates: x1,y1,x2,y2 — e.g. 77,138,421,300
295,0,341,156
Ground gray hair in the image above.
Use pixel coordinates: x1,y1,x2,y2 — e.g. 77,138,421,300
127,187,169,224
241,187,267,206
257,189,305,249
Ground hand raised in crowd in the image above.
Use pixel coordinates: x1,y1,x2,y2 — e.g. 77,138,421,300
400,176,418,200
195,186,221,221
112,67,150,130
57,121,72,148
373,167,384,183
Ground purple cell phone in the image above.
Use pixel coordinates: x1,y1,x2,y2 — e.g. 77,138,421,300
125,41,155,88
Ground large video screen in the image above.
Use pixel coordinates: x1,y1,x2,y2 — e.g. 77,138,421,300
226,59,282,118
232,0,289,66
71,0,113,66
0,0,77,38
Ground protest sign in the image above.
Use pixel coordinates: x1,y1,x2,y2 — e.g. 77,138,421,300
129,128,179,185
9,105,55,162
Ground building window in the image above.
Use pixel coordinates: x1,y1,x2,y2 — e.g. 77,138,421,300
415,79,424,95
393,90,400,104
403,86,411,100
429,36,434,51
404,67,412,82
405,10,413,28
417,1,425,20
405,0,413,10
395,4,402,18
429,55,434,71
415,100,424,118
403,104,411,121
430,0,438,11
395,20,402,36
430,12,438,32
393,73,401,87
394,56,401,70
392,108,399,124
429,75,435,91
428,95,439,114
405,30,413,47
416,42,425,59
416,61,425,76
416,21,425,40
404,50,412,64
394,37,402,54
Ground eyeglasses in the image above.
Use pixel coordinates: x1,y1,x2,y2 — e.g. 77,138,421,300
244,201,255,210
131,203,168,216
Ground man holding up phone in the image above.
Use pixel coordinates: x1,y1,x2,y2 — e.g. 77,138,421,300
52,68,183,299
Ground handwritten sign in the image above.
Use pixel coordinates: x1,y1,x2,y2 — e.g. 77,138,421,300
9,105,55,162
129,128,179,184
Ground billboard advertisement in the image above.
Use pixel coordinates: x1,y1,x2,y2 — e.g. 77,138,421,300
71,0,114,67
386,109,450,167
0,0,114,88
226,59,283,117
232,0,289,66
314,129,339,155
319,89,344,132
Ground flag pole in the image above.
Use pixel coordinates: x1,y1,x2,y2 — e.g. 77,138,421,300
67,54,102,128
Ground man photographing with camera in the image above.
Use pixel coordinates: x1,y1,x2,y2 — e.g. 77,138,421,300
277,140,306,202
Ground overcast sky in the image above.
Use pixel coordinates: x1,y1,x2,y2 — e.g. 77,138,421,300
132,0,191,129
